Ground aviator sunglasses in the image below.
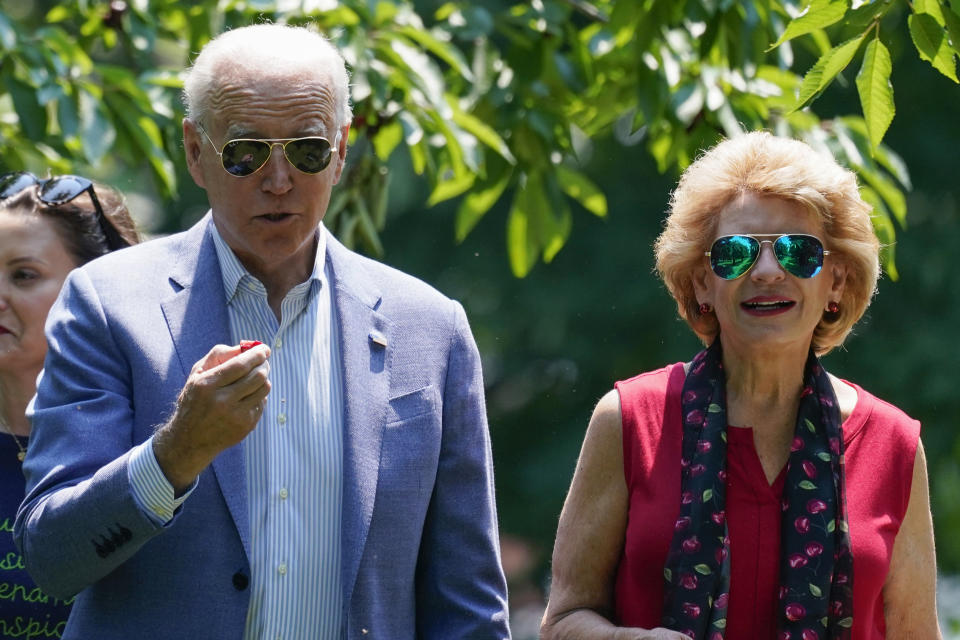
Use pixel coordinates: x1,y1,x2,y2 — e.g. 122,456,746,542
198,125,341,177
0,171,129,250
705,234,830,280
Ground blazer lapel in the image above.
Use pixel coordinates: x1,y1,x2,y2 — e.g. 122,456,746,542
326,236,392,608
159,215,250,559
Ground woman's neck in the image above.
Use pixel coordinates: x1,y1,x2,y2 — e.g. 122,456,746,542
0,368,38,436
720,335,810,405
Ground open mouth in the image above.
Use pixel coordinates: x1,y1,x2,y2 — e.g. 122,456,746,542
741,299,796,314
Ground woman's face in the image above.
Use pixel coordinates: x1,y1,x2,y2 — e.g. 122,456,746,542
0,208,78,374
693,192,846,355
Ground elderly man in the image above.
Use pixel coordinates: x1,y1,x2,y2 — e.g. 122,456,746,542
16,24,510,639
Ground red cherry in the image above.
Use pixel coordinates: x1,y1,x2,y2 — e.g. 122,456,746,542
239,340,263,352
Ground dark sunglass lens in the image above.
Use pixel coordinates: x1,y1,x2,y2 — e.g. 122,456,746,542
38,176,90,204
711,235,759,279
775,235,824,278
221,140,271,177
0,172,39,199
284,138,333,174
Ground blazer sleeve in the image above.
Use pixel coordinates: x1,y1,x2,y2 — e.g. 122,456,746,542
14,268,168,599
414,301,511,639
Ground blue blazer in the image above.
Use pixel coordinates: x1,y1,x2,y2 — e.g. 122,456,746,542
15,216,510,639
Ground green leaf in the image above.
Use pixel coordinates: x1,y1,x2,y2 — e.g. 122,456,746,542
799,480,817,490
909,13,959,82
5,73,47,140
44,5,72,23
856,37,895,149
455,166,512,242
396,26,473,81
708,403,723,413
827,519,836,532
0,11,16,51
943,6,960,53
507,177,544,277
861,185,900,280
768,0,848,50
817,451,833,462
713,618,727,629
805,418,817,433
694,564,713,575
105,94,175,197
703,488,714,502
809,583,823,597
858,165,907,227
916,0,947,26
372,120,404,161
793,35,866,111
448,98,516,164
555,165,607,217
427,171,475,207
838,617,854,628
664,568,672,581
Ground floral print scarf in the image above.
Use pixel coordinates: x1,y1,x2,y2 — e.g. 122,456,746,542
661,339,854,640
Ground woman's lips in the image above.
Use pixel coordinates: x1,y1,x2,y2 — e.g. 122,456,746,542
740,296,796,316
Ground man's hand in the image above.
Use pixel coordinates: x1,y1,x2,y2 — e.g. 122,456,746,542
153,343,271,492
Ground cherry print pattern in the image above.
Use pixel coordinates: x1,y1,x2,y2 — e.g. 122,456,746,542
661,340,854,639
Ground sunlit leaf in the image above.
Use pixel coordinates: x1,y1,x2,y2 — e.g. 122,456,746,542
396,26,473,81
860,185,899,280
555,165,607,217
372,120,403,161
909,12,959,81
768,0,848,50
447,98,516,164
455,165,512,242
0,12,17,51
856,37,895,149
793,34,866,111
427,170,475,207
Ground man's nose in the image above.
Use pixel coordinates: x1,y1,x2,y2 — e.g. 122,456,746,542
259,143,294,194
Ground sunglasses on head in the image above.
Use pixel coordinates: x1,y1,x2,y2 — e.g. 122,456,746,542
198,125,341,177
0,171,129,250
705,234,830,280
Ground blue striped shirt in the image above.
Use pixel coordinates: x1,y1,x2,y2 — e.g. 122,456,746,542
129,222,344,640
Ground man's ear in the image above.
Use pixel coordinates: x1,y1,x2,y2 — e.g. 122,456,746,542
183,119,207,189
332,123,350,185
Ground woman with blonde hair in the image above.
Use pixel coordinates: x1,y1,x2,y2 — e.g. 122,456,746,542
541,132,939,640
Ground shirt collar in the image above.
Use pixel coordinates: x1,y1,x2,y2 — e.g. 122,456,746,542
210,216,328,303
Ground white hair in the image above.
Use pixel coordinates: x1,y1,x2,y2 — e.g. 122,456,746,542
182,23,352,127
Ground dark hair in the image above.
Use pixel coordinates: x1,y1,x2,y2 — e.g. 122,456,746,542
1,183,140,265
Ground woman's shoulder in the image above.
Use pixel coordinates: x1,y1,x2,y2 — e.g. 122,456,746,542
840,378,921,446
615,362,685,400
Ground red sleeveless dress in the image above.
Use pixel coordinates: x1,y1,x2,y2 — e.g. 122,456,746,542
613,363,920,639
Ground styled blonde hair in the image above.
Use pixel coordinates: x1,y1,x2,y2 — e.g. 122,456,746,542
654,131,881,355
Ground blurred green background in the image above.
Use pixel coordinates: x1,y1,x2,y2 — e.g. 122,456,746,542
2,0,959,635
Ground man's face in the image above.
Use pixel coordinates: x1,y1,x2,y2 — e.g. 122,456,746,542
184,64,348,284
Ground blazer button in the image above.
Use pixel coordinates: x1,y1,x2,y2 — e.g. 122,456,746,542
232,572,249,591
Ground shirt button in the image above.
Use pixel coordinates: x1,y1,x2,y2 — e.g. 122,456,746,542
279,488,288,500
278,413,287,425
275,339,283,348
277,563,287,575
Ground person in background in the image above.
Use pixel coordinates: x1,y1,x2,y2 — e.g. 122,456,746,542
0,172,137,638
15,24,509,640
541,132,939,640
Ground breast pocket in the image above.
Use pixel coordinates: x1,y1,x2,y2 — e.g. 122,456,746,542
378,386,442,507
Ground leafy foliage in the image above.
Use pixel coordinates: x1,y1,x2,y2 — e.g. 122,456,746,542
1,0,958,278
